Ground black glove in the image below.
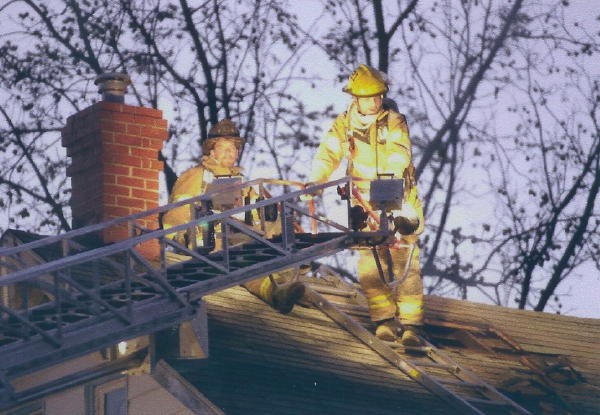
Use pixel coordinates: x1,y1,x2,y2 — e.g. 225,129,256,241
393,215,419,235
257,196,278,222
349,205,369,231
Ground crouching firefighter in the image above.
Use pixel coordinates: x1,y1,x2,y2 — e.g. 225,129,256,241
307,64,425,346
162,119,305,314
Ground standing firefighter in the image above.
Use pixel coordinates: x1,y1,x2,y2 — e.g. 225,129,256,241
308,65,425,345
162,119,305,314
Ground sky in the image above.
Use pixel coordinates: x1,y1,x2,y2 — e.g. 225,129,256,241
1,0,598,319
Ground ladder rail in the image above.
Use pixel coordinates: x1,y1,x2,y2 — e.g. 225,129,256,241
0,178,351,287
0,177,349,258
0,232,357,382
0,176,365,364
304,287,533,415
420,339,532,413
0,176,400,403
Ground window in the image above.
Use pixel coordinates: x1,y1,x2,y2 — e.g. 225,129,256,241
86,376,127,415
104,387,127,415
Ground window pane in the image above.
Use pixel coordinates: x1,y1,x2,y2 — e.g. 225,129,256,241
104,387,127,415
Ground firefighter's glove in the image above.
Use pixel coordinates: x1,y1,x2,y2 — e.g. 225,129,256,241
299,181,323,201
255,196,278,222
172,230,189,248
264,204,279,222
392,204,419,235
349,205,369,231
337,184,350,200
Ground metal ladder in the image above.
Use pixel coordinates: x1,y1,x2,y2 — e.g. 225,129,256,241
305,285,533,415
0,177,384,403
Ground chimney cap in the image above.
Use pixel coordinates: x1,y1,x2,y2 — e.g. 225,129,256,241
94,72,131,103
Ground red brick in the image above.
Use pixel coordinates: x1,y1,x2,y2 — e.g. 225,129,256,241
136,174,157,185
140,158,163,169
100,118,127,133
144,200,159,210
102,226,130,243
105,184,131,197
113,134,144,146
117,197,146,209
138,220,159,232
141,137,166,149
132,188,158,201
104,206,131,218
131,167,155,179
103,164,131,176
140,217,159,228
132,106,162,118
141,126,168,140
103,194,117,206
104,111,136,124
104,142,131,155
151,160,164,170
103,153,142,168
98,130,115,143
131,147,158,159
126,124,141,136
154,119,168,128
116,175,145,188
135,239,159,259
103,173,117,184
144,178,159,189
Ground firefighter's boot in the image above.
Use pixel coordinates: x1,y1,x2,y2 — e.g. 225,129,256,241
271,281,306,314
375,318,402,341
401,325,424,347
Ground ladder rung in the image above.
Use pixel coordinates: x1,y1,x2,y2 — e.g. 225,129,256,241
437,378,486,389
386,342,431,354
403,345,431,353
414,361,459,371
465,397,512,407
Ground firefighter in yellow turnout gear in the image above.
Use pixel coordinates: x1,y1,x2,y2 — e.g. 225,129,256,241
309,65,425,345
162,119,305,314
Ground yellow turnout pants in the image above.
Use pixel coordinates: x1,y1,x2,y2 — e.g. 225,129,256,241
357,243,424,325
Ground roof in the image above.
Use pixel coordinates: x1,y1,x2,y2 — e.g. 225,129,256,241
3,229,599,414
172,277,600,415
175,285,449,415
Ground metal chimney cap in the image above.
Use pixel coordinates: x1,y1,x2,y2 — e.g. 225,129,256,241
94,72,131,103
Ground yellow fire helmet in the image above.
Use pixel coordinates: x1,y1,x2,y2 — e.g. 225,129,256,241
343,64,389,97
202,119,245,154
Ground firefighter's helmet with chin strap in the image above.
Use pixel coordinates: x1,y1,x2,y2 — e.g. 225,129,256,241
343,64,389,97
202,119,245,154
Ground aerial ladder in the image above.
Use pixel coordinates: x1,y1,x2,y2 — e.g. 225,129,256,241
0,177,532,414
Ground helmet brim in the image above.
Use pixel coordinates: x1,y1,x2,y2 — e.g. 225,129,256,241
342,85,389,97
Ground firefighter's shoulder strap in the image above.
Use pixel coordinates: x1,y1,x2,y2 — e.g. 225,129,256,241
380,109,417,194
403,162,417,194
341,107,393,176
342,110,354,176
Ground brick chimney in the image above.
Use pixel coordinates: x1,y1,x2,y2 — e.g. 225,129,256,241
61,73,168,258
